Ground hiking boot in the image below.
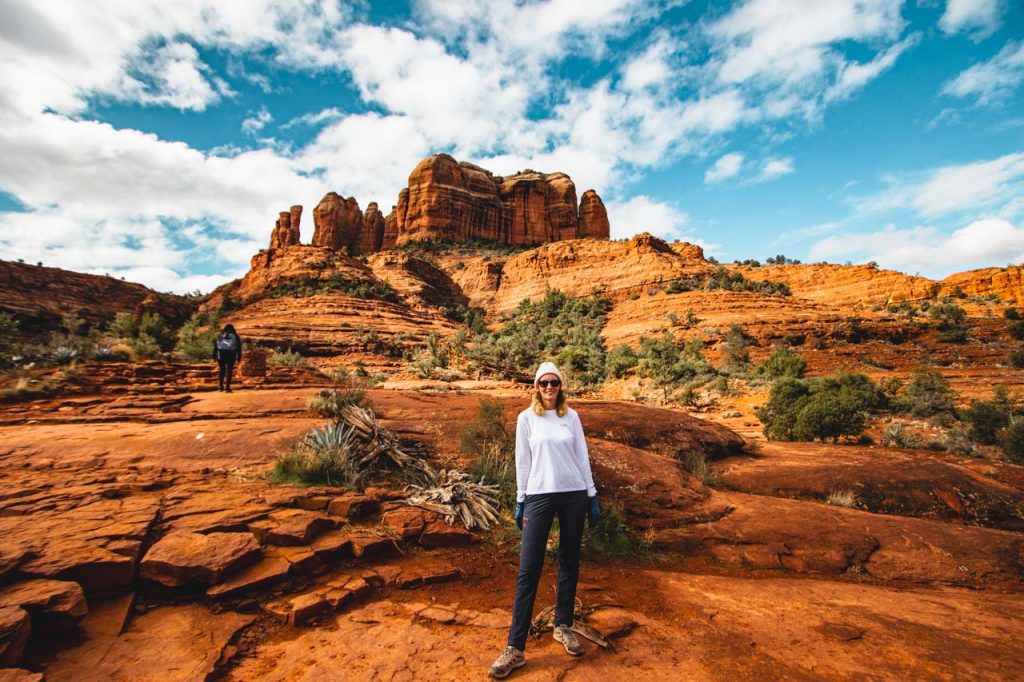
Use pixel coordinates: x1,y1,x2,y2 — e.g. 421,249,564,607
553,625,584,656
488,646,525,679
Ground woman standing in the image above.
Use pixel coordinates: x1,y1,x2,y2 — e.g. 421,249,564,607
212,324,243,392
489,361,600,679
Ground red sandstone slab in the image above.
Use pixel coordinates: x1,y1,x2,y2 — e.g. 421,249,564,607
206,558,291,601
140,532,261,587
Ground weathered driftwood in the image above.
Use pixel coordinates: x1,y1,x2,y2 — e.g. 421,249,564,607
336,404,437,485
403,469,501,530
530,599,620,651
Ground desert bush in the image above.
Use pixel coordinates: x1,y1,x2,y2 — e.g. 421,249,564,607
664,266,789,296
1002,420,1024,465
270,274,400,303
882,422,919,448
721,324,752,371
175,314,219,363
1009,320,1024,341
964,398,1011,445
682,451,719,486
899,367,957,418
269,347,306,367
107,312,138,339
128,332,161,360
138,312,176,351
462,399,515,509
581,506,633,556
271,422,365,488
467,290,610,388
942,427,976,456
758,345,807,379
636,331,715,399
825,490,858,508
0,312,19,367
308,388,366,418
606,343,638,379
755,371,883,442
1010,349,1024,368
1004,308,1020,321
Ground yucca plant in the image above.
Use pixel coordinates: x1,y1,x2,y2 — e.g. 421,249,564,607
50,345,79,366
272,422,366,488
308,388,366,418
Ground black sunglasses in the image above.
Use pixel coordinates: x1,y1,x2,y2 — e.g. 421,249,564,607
538,379,561,388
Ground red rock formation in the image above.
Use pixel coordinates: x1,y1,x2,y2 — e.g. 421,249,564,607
578,189,610,239
289,205,302,243
269,211,292,250
358,203,386,256
312,192,363,253
390,154,606,248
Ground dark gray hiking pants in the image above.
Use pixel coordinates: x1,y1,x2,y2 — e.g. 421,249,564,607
507,490,588,650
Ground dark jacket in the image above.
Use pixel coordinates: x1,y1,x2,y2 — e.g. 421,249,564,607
213,332,243,363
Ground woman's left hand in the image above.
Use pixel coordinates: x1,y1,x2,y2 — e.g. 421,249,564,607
587,496,600,525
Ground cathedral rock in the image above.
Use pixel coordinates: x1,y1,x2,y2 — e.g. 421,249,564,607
267,153,609,253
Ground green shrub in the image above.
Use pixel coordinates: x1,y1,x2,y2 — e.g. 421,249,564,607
269,347,306,367
682,451,719,486
467,290,610,388
0,312,19,367
900,368,957,418
175,314,219,363
138,312,176,351
664,266,789,296
882,422,919,448
636,331,715,398
128,332,161,360
606,343,638,379
755,371,883,442
49,345,79,366
107,312,138,339
1002,420,1024,464
1009,320,1024,341
964,398,1010,445
582,506,633,556
758,345,807,379
1004,308,1020,321
791,391,866,442
721,324,752,370
1010,349,1024,368
308,388,366,418
270,274,400,303
462,399,515,509
271,422,365,488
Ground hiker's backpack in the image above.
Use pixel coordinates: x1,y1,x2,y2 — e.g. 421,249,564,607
216,333,238,352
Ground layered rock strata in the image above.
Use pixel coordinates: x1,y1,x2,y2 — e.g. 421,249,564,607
267,154,609,255
388,154,608,247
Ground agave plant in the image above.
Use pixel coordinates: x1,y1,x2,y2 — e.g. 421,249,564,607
50,345,79,366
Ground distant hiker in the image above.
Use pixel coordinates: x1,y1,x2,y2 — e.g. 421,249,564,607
489,361,600,679
212,324,242,392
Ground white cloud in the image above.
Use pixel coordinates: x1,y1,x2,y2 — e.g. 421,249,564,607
942,40,1024,104
809,218,1024,278
282,107,345,129
706,0,909,120
755,157,795,183
705,153,745,183
604,195,690,240
241,106,273,135
860,152,1024,218
939,0,1005,40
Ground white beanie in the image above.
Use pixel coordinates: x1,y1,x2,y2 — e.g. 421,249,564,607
534,361,563,387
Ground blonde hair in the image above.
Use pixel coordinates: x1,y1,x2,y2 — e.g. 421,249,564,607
531,388,567,417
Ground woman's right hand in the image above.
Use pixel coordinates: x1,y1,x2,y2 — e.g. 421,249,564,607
514,501,524,529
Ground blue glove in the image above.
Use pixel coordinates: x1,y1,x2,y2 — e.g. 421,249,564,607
587,496,600,525
514,502,524,529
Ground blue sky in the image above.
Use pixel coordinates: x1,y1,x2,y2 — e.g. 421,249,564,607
0,0,1022,292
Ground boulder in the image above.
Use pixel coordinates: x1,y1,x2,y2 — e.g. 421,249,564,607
140,532,261,587
0,579,87,633
0,606,30,667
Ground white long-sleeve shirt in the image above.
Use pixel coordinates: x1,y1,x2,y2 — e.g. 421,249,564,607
515,406,597,503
